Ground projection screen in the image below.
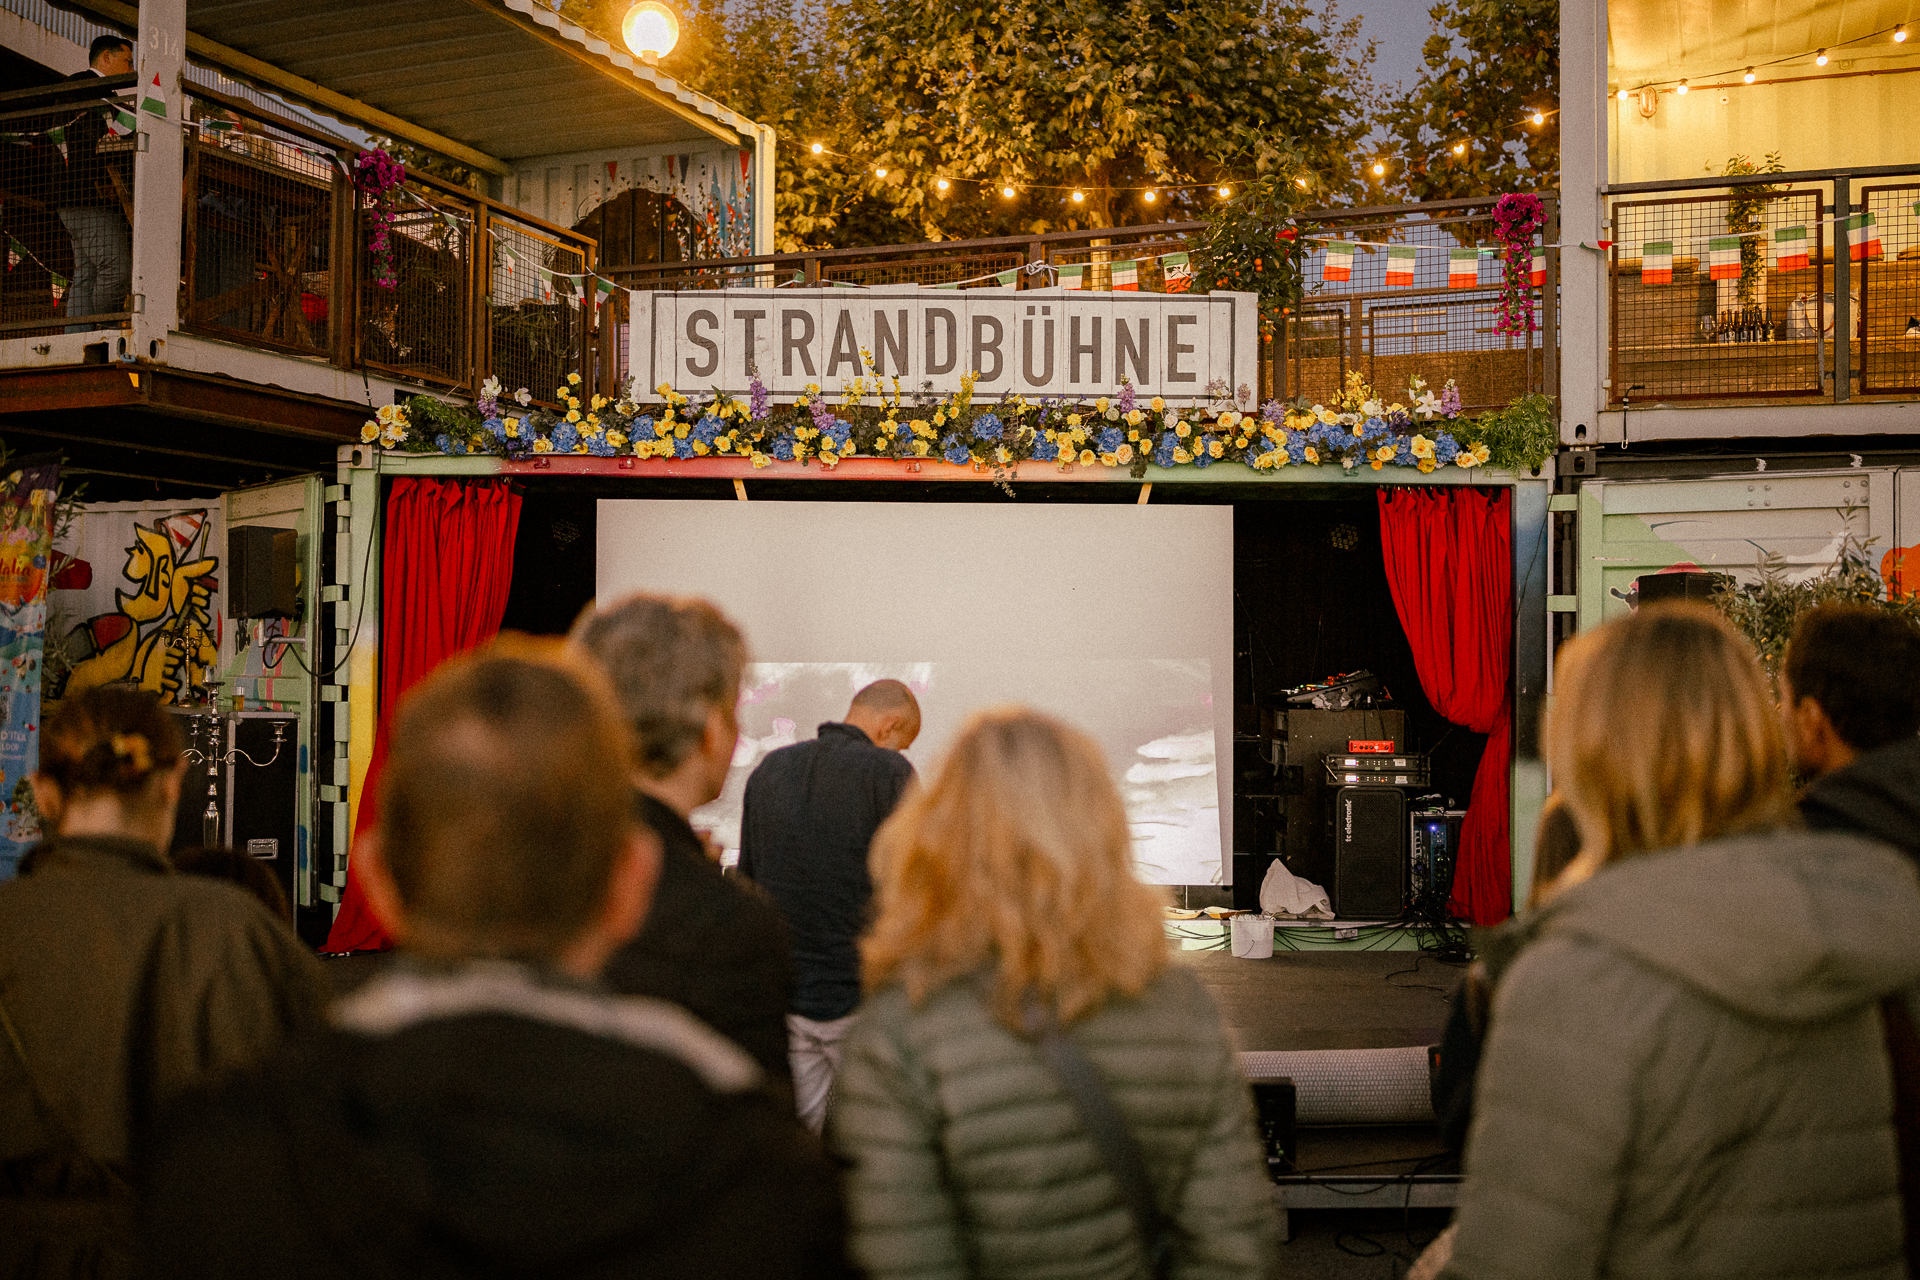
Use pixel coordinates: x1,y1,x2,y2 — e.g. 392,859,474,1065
597,501,1234,885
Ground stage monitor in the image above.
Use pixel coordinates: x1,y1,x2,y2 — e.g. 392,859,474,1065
596,500,1234,886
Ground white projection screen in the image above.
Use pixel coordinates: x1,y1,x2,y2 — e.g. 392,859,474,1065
597,501,1235,885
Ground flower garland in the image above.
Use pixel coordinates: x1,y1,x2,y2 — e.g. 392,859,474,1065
354,149,407,290
1491,193,1546,336
367,369,1520,477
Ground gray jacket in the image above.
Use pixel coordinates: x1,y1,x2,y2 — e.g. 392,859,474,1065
1444,829,1920,1280
829,965,1278,1280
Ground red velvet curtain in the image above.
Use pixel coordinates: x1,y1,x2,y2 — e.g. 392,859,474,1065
322,477,522,952
1376,488,1513,926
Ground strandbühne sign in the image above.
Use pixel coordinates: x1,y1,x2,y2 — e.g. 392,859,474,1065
628,287,1261,406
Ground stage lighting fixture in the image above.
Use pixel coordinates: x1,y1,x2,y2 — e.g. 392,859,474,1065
621,1,679,59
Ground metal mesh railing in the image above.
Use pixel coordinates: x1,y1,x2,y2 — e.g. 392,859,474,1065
182,92,341,357
486,212,589,406
1860,182,1920,395
360,180,473,389
0,77,137,336
1608,189,1826,402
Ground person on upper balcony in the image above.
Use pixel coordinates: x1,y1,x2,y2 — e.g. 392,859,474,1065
56,34,135,333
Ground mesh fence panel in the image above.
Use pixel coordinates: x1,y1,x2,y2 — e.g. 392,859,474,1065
1860,183,1920,395
183,95,338,356
1608,189,1825,402
361,181,473,389
486,216,587,406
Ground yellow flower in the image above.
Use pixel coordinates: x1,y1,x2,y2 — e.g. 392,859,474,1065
1235,436,1250,449
912,439,931,456
573,442,589,455
1172,446,1193,465
843,441,857,456
655,381,672,396
1371,458,1385,470
911,419,933,438
1150,396,1165,412
933,409,948,427
1218,412,1238,431
1305,446,1320,464
532,437,553,454
1455,451,1479,468
360,420,380,443
607,431,627,447
1066,413,1081,427
1285,411,1315,433
691,441,710,456
751,451,773,468
568,372,582,386
375,403,407,427
1471,443,1491,465
590,394,607,411
1374,444,1396,462
1079,448,1096,467
1419,459,1437,473
674,423,690,439
1126,409,1143,426
1351,424,1365,437
1175,421,1190,438
1316,407,1340,425
1208,438,1225,458
654,419,672,438
1272,450,1289,468
1116,443,1134,464
565,409,582,423
1099,452,1117,467
1410,434,1435,459
1095,398,1110,412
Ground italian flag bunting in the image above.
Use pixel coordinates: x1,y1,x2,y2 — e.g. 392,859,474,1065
992,269,1017,287
499,242,520,277
1447,248,1479,288
44,126,66,162
139,73,167,119
6,238,23,270
105,106,136,138
1774,225,1809,271
1161,252,1193,292
50,273,68,303
1321,241,1356,282
1847,212,1881,262
1639,241,1674,285
1530,248,1547,286
1707,236,1742,280
1384,244,1416,286
1058,263,1085,290
594,277,616,309
1111,259,1139,291
534,265,555,303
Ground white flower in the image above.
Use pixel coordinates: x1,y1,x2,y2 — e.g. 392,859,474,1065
1360,398,1383,417
1413,391,1442,419
514,387,532,406
379,423,405,447
480,375,502,400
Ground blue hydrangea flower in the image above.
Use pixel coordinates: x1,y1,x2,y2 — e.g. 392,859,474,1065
1434,433,1461,465
1096,426,1124,453
551,421,580,453
941,433,972,465
971,412,1003,442
1030,432,1060,462
673,435,695,459
771,435,796,461
1361,417,1388,442
1395,436,1414,465
482,416,506,440
586,433,618,457
1286,433,1307,464
826,417,851,448
693,414,725,445
632,415,655,438
433,433,453,453
1193,437,1213,469
1153,433,1178,467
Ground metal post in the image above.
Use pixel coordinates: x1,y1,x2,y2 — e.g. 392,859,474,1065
1542,196,1560,408
1833,175,1851,403
130,0,186,361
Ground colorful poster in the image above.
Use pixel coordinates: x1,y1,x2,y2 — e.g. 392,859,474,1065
0,464,61,878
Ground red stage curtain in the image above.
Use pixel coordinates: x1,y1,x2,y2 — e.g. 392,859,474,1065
1376,487,1513,926
321,478,522,952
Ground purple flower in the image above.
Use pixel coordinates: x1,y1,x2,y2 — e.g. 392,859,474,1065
748,376,770,420
1439,381,1462,417
1117,383,1136,414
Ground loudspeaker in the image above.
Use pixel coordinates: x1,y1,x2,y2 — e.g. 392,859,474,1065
1249,1079,1297,1176
229,526,298,619
1334,786,1406,918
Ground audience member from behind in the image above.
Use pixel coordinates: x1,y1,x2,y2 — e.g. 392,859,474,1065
141,642,853,1280
742,678,919,1131
1783,603,1920,859
573,594,795,1083
0,687,325,1280
1441,604,1920,1280
832,708,1278,1280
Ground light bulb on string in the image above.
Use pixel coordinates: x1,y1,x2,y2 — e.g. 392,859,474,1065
1896,24,1908,42
1675,79,1688,93
875,168,889,178
809,142,824,154
935,178,950,191
1001,185,1016,199
1217,185,1232,199
1452,142,1466,155
1617,88,1630,100
620,1,680,59
1743,67,1756,82
1530,110,1545,125
1370,161,1386,177
1071,190,1085,203
1143,190,1158,203
1296,177,1309,188
1815,48,1828,64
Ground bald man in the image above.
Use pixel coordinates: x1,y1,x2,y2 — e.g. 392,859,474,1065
739,680,920,1131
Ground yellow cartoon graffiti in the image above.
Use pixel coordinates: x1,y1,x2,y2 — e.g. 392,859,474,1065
60,515,219,700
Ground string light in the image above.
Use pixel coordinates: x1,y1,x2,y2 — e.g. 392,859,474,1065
1452,142,1466,154
809,142,823,154
1815,48,1828,64
1897,24,1908,41
935,178,949,191
1070,190,1084,202
1675,78,1689,93
1743,67,1756,82
875,167,888,178
1370,161,1386,177
1530,110,1545,125
1617,88,1630,100
1001,185,1016,199
1216,185,1231,198
1143,190,1157,203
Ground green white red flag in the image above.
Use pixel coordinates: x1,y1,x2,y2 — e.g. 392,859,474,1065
1321,242,1356,282
499,242,520,277
1111,259,1138,291
138,74,166,119
1384,245,1416,286
1161,252,1193,292
105,106,136,138
1639,241,1674,285
1774,225,1809,271
1530,248,1546,286
534,265,556,302
1057,263,1085,290
5,239,20,271
992,269,1017,287
594,277,616,309
1448,248,1479,288
1847,213,1881,262
50,273,68,303
1708,236,1742,280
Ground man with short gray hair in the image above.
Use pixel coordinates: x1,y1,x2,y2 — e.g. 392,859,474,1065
572,594,795,1083
741,680,920,1130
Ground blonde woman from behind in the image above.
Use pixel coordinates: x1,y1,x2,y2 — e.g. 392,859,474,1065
1440,604,1920,1280
829,708,1278,1280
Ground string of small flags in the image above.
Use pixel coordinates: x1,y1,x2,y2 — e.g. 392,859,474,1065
4,234,70,304
1308,236,1552,288
1607,205,1916,284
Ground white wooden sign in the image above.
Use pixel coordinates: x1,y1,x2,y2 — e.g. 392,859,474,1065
628,287,1260,407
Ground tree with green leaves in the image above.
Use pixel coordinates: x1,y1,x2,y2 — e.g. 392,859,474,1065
1381,0,1557,202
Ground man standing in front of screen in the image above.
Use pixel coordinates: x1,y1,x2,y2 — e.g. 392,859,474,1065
741,679,920,1132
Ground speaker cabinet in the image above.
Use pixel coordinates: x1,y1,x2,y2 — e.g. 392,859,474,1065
1334,786,1406,919
229,526,298,619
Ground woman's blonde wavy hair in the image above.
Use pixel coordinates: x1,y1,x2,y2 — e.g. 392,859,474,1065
862,707,1169,1029
1548,603,1794,876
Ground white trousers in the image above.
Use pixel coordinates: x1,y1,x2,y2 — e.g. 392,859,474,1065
787,1011,856,1133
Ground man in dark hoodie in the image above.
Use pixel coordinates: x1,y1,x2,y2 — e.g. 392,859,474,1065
140,641,853,1280
1783,603,1920,856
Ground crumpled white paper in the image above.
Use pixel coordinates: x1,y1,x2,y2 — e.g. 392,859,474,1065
1259,861,1334,918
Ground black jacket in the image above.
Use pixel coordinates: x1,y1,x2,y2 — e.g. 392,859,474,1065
740,723,914,1022
54,70,122,210
602,792,795,1082
1800,737,1920,863
140,962,854,1280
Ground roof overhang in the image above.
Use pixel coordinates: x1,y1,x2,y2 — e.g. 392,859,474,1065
1610,0,1919,84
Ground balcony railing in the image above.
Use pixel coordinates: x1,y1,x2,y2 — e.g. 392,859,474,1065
1605,165,1920,406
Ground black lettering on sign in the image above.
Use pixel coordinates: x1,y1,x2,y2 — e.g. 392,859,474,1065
1115,317,1149,386
781,310,816,377
733,309,767,378
873,309,909,376
1022,305,1055,387
685,309,720,377
826,309,862,378
971,314,1004,382
1166,314,1198,383
1069,315,1101,384
925,308,957,375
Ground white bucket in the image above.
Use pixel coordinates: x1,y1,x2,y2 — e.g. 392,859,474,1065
1230,914,1275,959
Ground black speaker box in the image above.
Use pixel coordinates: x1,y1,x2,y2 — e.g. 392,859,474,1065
1334,786,1406,918
229,526,299,619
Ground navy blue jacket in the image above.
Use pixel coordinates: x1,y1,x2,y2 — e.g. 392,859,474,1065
739,723,914,1021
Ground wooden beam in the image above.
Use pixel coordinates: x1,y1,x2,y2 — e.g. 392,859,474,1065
55,0,515,176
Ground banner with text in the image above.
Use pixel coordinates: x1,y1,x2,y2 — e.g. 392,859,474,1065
629,287,1261,407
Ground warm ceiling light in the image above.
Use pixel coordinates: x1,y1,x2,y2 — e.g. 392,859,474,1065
1743,67,1756,82
935,178,949,190
1217,185,1231,198
1815,48,1829,64
810,142,823,154
1896,24,1908,41
1675,79,1689,93
1531,110,1546,125
621,1,680,59
1071,190,1084,202
1001,185,1015,199
1617,88,1630,100
1143,190,1157,202
1370,161,1386,176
